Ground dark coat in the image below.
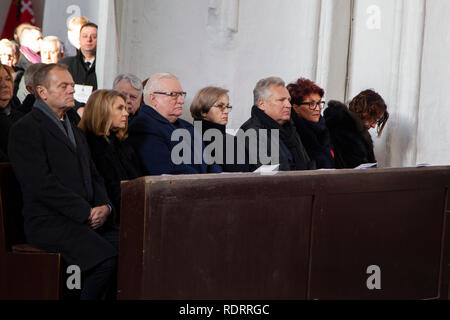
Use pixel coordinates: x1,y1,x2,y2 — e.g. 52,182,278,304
84,131,144,223
17,93,35,115
0,99,25,160
60,50,97,90
291,112,335,169
324,100,376,168
8,105,117,271
127,105,222,175
198,119,248,172
239,106,315,172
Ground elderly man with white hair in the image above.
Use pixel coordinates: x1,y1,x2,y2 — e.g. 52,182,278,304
40,36,64,64
127,72,222,175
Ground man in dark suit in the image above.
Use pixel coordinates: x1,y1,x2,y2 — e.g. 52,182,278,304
127,72,222,175
60,22,98,116
239,77,315,171
8,64,118,300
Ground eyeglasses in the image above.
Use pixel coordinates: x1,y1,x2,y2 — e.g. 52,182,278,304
153,91,187,99
298,101,326,110
212,103,232,112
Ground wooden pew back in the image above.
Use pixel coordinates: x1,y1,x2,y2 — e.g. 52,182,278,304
118,167,450,300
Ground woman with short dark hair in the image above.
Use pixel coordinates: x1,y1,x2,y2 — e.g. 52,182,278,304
79,89,143,224
287,78,335,168
324,89,389,168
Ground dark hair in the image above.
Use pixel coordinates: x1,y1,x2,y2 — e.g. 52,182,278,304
349,89,389,136
80,22,98,32
287,77,324,106
33,63,69,100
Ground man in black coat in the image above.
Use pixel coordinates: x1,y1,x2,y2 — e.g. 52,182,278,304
239,77,315,172
59,22,98,110
8,64,117,300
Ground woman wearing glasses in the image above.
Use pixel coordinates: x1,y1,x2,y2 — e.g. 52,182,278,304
287,78,335,169
190,86,246,172
324,89,389,168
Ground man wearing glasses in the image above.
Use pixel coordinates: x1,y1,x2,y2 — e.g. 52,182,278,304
127,72,222,175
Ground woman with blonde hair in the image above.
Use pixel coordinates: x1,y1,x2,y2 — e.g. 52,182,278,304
79,89,143,224
0,64,24,160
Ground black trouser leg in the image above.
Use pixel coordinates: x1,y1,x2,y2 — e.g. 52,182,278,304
80,256,117,300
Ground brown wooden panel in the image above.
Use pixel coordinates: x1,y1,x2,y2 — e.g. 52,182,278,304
145,177,313,299
309,188,445,299
2,252,61,300
117,167,450,300
117,177,147,300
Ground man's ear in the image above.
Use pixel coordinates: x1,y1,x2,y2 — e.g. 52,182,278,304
25,85,33,95
148,93,156,106
35,85,47,101
257,98,265,111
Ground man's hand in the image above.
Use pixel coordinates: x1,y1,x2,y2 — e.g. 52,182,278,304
88,205,111,229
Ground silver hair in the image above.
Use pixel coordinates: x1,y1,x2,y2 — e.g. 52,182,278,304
113,73,143,93
42,36,64,53
253,76,285,106
143,72,179,105
0,39,18,54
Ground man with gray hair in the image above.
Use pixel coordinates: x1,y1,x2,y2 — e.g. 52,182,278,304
127,72,221,175
113,73,143,123
239,76,315,171
40,36,65,64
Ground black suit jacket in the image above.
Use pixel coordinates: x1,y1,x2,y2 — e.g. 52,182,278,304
60,50,97,90
8,106,116,271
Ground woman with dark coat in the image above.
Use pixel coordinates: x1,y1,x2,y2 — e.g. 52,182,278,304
287,78,335,169
0,64,24,160
190,86,247,172
79,89,144,224
324,89,389,169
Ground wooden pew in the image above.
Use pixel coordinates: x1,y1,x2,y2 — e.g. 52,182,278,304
117,166,450,300
0,163,62,300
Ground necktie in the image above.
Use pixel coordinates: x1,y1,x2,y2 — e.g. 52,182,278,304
86,61,91,69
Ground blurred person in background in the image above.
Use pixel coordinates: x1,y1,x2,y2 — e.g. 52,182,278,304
40,36,64,64
0,64,24,160
66,16,89,57
0,39,20,69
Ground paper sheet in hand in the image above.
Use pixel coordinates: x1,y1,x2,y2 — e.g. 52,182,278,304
74,84,93,104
